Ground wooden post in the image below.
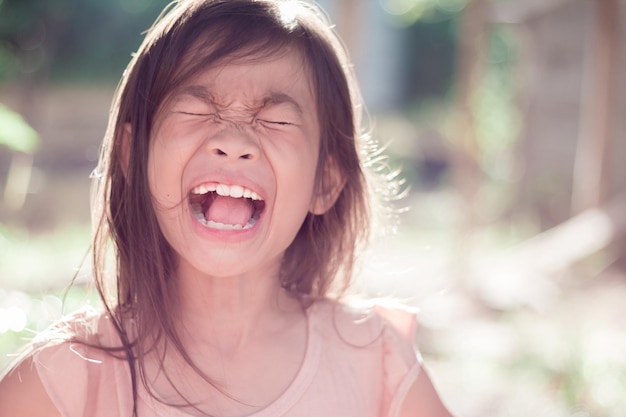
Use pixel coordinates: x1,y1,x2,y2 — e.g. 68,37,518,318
335,0,361,55
451,0,488,282
572,0,619,213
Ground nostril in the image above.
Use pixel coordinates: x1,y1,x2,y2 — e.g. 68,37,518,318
208,137,259,160
211,148,254,160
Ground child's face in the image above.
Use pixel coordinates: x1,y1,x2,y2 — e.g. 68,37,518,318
146,50,321,280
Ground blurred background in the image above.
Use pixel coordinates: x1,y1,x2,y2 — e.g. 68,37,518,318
1,0,625,416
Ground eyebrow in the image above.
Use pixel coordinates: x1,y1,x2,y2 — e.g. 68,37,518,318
178,85,304,114
180,85,211,101
262,92,303,115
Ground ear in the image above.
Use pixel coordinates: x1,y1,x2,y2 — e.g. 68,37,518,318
120,123,132,179
310,156,345,215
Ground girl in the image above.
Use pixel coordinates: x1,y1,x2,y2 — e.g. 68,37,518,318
0,1,455,416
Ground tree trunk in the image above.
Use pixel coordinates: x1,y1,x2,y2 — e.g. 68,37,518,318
572,0,619,213
451,0,488,282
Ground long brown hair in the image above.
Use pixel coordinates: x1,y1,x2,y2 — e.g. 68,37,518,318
90,0,384,414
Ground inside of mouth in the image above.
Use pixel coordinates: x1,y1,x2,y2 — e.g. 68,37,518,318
190,191,264,229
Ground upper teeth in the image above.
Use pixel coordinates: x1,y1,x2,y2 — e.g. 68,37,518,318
191,183,262,200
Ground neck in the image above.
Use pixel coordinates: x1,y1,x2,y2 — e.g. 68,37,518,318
141,263,308,415
171,263,302,354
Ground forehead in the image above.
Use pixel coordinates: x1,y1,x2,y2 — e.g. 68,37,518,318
173,49,315,108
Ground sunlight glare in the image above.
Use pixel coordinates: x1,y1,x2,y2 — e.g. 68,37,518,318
0,306,28,334
277,1,299,29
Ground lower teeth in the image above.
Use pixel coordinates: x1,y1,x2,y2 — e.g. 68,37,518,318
205,219,257,230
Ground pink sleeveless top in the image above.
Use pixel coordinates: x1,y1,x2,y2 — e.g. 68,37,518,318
34,299,422,417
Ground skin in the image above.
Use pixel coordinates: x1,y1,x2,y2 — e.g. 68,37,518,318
0,50,454,417
0,356,63,417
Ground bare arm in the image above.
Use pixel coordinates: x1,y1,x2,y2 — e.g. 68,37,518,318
399,367,455,417
0,357,63,417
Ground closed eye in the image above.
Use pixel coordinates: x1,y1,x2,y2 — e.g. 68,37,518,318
257,119,293,126
178,111,216,117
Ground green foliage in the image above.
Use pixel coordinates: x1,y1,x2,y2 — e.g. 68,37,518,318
0,0,170,82
0,223,97,371
0,104,39,153
471,28,521,170
0,285,100,371
381,0,468,25
403,16,457,101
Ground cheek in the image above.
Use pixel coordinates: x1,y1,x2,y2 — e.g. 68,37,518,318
279,144,320,207
147,142,185,209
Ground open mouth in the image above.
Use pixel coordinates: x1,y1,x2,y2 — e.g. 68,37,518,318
189,183,265,230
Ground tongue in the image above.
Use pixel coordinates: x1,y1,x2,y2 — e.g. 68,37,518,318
205,195,254,226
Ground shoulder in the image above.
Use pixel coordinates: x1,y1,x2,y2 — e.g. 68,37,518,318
309,297,419,350
309,297,418,325
0,355,63,417
0,307,123,417
310,298,432,416
308,298,453,417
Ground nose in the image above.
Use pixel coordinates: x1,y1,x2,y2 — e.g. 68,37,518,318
207,127,260,161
